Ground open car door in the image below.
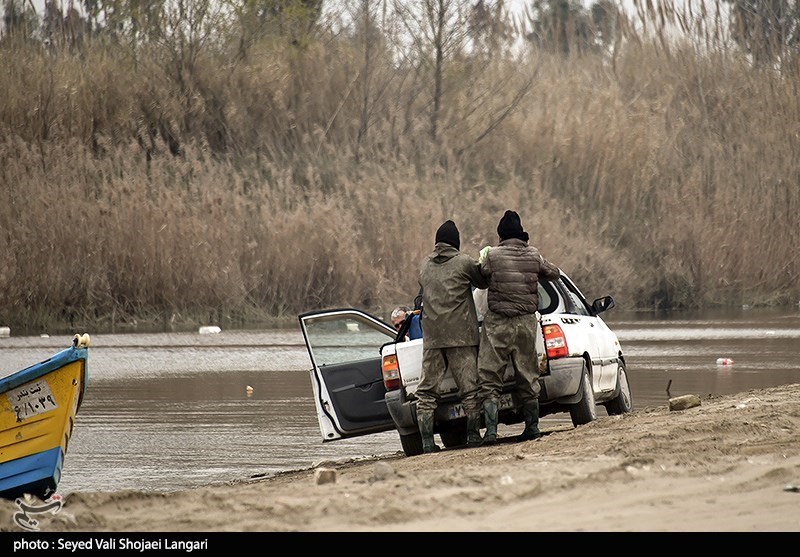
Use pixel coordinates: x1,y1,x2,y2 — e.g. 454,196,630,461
298,308,397,442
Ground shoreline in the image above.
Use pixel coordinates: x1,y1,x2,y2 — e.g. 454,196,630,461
2,382,799,532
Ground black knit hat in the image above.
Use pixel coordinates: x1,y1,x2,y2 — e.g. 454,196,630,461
497,210,529,242
435,220,460,249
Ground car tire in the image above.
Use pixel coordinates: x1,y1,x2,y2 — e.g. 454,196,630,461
399,431,424,457
604,361,633,415
569,364,597,427
439,425,468,449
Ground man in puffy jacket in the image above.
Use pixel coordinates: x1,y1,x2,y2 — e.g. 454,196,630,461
478,210,560,444
416,220,489,453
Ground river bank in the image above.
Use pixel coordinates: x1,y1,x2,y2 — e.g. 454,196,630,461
2,382,799,532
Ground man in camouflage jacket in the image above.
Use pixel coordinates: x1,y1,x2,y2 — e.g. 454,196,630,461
416,220,489,453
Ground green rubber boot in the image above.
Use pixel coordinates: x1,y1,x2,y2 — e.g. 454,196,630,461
518,400,543,442
418,411,441,454
467,412,483,448
482,400,498,445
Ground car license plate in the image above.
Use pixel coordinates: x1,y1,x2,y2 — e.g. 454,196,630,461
498,393,514,409
447,404,466,419
447,393,514,419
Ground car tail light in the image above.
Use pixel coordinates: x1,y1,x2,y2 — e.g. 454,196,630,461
382,354,401,391
543,324,568,359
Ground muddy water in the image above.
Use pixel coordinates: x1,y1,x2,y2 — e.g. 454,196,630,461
2,307,799,495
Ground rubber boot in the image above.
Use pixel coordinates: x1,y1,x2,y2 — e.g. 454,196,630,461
482,400,498,445
518,400,543,442
418,411,441,453
467,412,483,448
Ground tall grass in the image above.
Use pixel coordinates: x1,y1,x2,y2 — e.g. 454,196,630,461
1,1,799,333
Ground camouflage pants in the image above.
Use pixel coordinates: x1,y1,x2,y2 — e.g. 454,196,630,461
416,346,481,416
478,312,541,405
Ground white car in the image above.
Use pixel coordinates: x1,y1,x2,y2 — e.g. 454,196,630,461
298,271,633,456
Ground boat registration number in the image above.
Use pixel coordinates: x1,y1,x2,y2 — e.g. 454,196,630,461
7,379,59,422
447,393,514,419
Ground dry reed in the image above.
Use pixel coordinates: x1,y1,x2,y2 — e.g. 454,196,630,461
1,1,798,333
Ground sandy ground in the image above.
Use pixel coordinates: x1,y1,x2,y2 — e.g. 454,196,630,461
2,383,800,533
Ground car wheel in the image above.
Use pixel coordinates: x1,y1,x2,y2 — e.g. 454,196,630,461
399,431,424,457
604,362,633,415
569,364,597,427
439,425,468,449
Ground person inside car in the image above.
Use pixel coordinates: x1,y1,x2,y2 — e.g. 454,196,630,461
390,305,422,340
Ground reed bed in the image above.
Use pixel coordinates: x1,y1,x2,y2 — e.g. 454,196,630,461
1,1,798,333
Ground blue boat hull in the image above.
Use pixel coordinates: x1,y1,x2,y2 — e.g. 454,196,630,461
0,446,63,500
1,334,89,500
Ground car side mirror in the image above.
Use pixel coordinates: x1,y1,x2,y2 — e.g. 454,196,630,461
592,295,615,315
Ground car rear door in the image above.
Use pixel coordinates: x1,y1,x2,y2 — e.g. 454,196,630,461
298,309,397,442
557,275,617,386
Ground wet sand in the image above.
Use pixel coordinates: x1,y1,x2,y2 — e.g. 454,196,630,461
3,382,799,532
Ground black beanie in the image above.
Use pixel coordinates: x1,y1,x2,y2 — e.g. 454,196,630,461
435,220,460,250
497,210,529,242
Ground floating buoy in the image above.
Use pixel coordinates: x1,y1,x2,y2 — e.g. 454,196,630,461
199,326,221,334
0,326,10,338
716,357,734,366
246,385,254,396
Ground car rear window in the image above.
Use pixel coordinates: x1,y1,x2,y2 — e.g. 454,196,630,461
538,280,557,314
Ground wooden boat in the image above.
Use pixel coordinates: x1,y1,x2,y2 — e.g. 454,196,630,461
0,333,90,500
